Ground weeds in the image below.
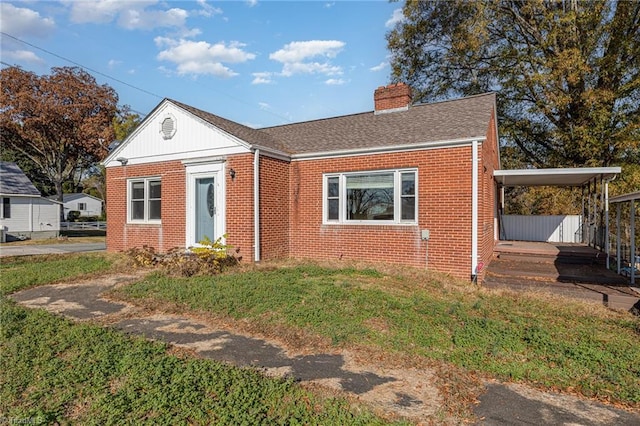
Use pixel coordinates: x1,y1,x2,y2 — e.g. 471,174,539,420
123,236,238,277
114,263,640,407
0,300,396,425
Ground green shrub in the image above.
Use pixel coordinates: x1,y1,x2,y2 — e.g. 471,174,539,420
67,210,80,221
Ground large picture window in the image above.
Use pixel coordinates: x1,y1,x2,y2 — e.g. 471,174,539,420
324,169,417,224
128,178,161,223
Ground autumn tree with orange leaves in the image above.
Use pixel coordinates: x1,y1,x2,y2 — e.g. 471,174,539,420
0,66,118,201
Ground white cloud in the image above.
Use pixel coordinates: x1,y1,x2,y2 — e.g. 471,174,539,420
119,8,188,30
370,62,388,72
269,40,345,78
2,49,45,65
281,62,342,77
156,38,255,78
0,3,55,37
325,78,345,86
258,102,271,110
324,2,335,8
270,40,344,63
0,3,54,65
195,0,223,17
108,59,122,69
252,72,274,85
246,0,259,7
66,0,189,30
385,8,405,28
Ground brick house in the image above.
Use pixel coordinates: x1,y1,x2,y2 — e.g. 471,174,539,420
104,83,500,280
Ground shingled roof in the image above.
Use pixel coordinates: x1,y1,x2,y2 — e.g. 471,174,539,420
169,99,289,154
166,92,496,157
0,161,40,196
260,92,496,156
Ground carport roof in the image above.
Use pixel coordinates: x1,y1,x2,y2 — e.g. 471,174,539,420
494,167,621,187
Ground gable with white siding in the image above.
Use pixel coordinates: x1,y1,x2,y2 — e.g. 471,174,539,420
103,99,252,168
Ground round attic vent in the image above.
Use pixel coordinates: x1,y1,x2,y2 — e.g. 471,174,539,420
160,114,177,139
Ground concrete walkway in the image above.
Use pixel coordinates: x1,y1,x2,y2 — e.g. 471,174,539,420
9,274,640,425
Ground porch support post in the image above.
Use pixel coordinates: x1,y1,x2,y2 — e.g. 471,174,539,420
605,180,610,269
581,186,585,243
587,180,592,247
631,199,636,285
616,203,621,274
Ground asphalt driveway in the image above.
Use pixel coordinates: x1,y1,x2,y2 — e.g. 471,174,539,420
0,242,106,257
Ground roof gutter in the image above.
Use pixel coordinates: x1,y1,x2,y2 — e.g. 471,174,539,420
290,136,486,161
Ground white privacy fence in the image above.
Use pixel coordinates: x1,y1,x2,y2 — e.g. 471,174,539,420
501,215,582,243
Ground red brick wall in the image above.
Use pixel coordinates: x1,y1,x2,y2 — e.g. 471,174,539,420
106,140,498,281
106,161,186,253
374,83,412,112
259,156,290,260
225,154,255,262
478,112,500,278
288,147,474,279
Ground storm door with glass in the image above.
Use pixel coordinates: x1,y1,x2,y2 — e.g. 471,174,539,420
195,177,216,243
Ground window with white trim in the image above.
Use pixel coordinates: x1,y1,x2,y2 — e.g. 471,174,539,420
324,169,417,224
1,198,10,219
78,202,86,211
128,178,161,223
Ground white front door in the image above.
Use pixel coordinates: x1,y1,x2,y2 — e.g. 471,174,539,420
186,163,224,247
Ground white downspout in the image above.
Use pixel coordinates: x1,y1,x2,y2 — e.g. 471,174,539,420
471,140,479,280
254,149,260,262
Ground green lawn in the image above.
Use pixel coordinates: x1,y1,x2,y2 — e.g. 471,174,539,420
0,255,402,425
114,263,640,407
2,253,639,424
0,300,395,425
0,253,114,296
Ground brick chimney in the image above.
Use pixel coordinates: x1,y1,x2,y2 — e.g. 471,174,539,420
374,82,412,114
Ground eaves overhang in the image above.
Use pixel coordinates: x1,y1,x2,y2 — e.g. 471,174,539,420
290,136,486,161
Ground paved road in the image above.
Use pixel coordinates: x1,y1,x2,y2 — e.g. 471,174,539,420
8,274,640,425
0,242,106,257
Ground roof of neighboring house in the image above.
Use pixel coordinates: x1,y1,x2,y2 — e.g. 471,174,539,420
168,92,496,157
62,193,104,203
0,161,40,196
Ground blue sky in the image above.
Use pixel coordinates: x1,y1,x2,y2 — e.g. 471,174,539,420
1,0,404,128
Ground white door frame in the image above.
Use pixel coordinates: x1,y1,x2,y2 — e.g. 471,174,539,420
185,162,225,247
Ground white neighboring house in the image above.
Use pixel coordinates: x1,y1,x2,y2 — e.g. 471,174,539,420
0,161,61,241
62,193,104,218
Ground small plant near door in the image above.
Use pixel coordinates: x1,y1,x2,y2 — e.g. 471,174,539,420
124,235,238,277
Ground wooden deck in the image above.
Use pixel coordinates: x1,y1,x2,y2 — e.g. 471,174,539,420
483,241,640,313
